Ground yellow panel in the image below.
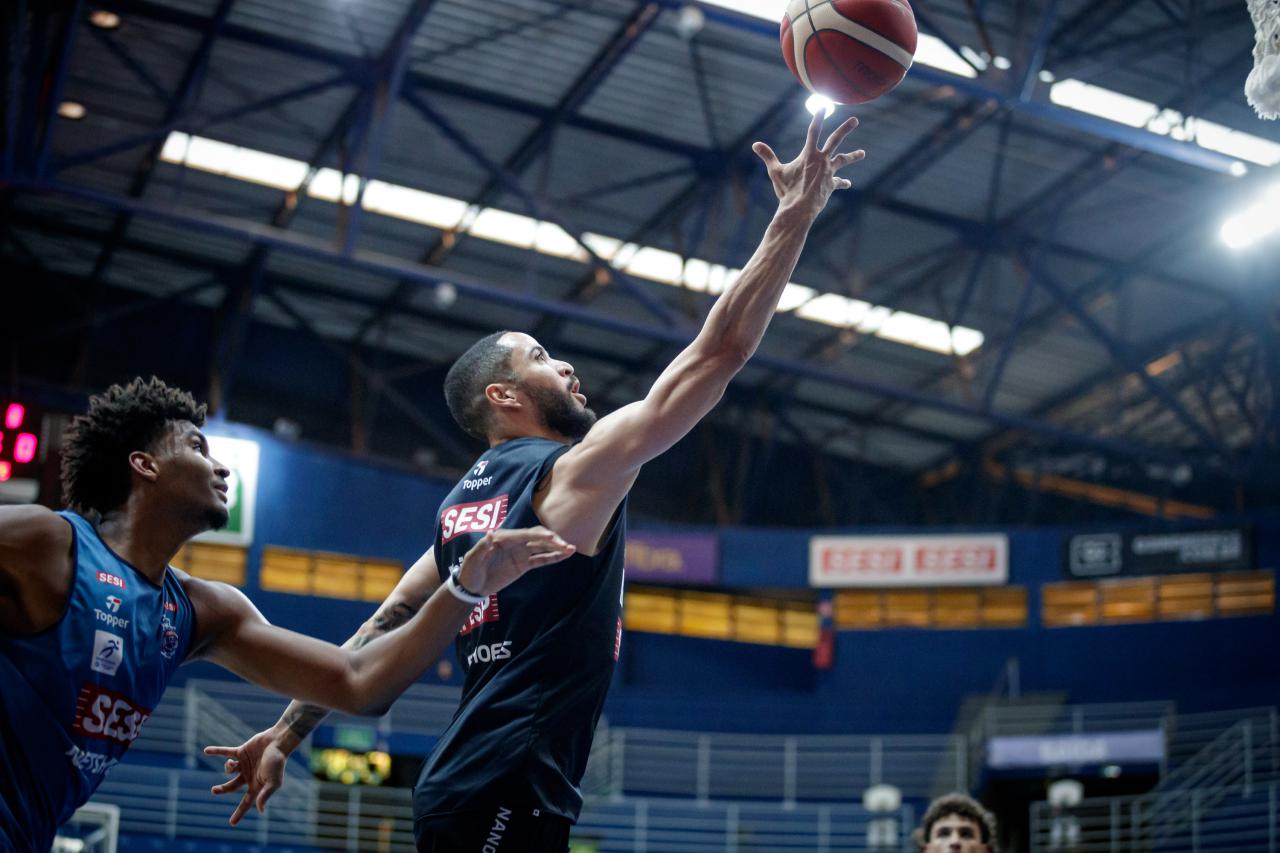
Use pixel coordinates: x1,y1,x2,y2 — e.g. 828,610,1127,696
625,609,679,633
882,591,930,628
932,589,980,628
260,550,312,593
1100,578,1155,623
311,555,361,599
679,592,732,639
180,543,247,585
361,562,403,602
734,620,781,645
1217,571,1275,616
781,606,819,647
982,587,1028,628
835,591,882,629
625,588,679,629
1042,581,1098,627
1157,574,1214,621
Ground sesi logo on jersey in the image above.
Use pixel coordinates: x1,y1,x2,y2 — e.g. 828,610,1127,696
458,594,500,637
440,495,510,544
95,571,126,590
71,683,152,745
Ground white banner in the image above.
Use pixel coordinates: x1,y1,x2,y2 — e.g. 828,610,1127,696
809,534,1008,587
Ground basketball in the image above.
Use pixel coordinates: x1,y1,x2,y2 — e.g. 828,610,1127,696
781,0,918,104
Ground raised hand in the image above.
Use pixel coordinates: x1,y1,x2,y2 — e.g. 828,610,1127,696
456,525,575,595
752,111,865,221
205,728,289,825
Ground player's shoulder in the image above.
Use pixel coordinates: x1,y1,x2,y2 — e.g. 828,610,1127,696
174,571,259,657
0,505,73,557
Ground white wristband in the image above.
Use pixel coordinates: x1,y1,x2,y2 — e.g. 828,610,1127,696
446,570,485,606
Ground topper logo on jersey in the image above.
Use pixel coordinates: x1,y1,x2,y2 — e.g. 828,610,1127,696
95,570,126,590
105,595,122,613
440,495,509,543
72,683,152,745
94,607,129,631
91,630,125,676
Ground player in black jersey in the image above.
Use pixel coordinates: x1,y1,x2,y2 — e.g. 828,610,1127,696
212,110,867,851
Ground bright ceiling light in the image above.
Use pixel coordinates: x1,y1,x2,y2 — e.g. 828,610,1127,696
89,10,121,29
805,93,835,118
992,56,1012,70
1038,69,1056,83
57,101,86,120
1220,184,1280,249
1229,161,1248,177
158,131,985,357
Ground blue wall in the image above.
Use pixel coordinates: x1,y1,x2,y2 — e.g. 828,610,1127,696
182,422,1280,736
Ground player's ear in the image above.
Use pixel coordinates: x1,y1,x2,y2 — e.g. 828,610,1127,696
485,382,520,410
128,450,160,482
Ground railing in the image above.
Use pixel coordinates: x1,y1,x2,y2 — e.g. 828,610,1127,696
88,764,914,852
603,728,964,803
154,681,967,803
1029,782,1280,852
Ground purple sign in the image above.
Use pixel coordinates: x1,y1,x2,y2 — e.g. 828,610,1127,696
625,533,719,585
987,730,1165,769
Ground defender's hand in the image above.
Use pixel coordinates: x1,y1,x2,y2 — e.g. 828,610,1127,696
752,111,865,220
457,526,575,596
205,729,290,825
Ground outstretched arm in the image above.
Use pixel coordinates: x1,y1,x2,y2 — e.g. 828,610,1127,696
538,112,865,550
196,527,572,824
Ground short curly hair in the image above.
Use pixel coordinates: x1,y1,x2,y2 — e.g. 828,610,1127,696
60,377,206,515
914,793,998,851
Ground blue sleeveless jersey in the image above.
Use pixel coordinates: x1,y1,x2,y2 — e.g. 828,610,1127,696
0,511,196,852
413,437,627,824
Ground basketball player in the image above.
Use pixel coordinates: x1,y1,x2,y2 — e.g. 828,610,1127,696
0,377,574,852
212,111,866,851
912,793,998,853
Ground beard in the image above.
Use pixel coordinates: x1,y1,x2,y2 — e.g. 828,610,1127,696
524,382,597,440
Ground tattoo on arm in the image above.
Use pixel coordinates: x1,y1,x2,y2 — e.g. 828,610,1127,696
279,598,426,740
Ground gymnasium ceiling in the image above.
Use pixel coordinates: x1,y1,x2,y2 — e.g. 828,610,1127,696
3,0,1279,524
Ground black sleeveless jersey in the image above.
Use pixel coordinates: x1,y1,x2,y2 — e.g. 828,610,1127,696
413,437,627,823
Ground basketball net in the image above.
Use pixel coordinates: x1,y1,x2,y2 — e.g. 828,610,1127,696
1247,0,1280,118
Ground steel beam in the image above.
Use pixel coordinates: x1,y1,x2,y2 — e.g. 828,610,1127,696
359,2,665,342
14,177,1250,478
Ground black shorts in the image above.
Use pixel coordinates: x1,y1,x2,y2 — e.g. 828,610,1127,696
414,803,571,853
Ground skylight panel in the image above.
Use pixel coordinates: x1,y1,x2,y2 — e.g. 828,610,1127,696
468,207,539,248
155,131,985,358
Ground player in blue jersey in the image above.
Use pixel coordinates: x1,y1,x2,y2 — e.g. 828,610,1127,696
214,111,866,850
0,377,574,852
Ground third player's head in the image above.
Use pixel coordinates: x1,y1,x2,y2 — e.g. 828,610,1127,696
60,377,231,535
444,331,596,445
915,793,997,853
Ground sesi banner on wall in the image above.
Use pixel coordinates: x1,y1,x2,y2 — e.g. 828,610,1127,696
625,533,719,585
1063,527,1252,578
808,534,1009,587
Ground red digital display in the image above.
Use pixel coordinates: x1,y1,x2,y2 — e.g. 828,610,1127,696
14,434,36,464
0,402,40,481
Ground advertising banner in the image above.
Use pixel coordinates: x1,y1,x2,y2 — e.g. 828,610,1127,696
1064,527,1251,578
987,730,1165,769
625,533,719,585
809,534,1008,587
